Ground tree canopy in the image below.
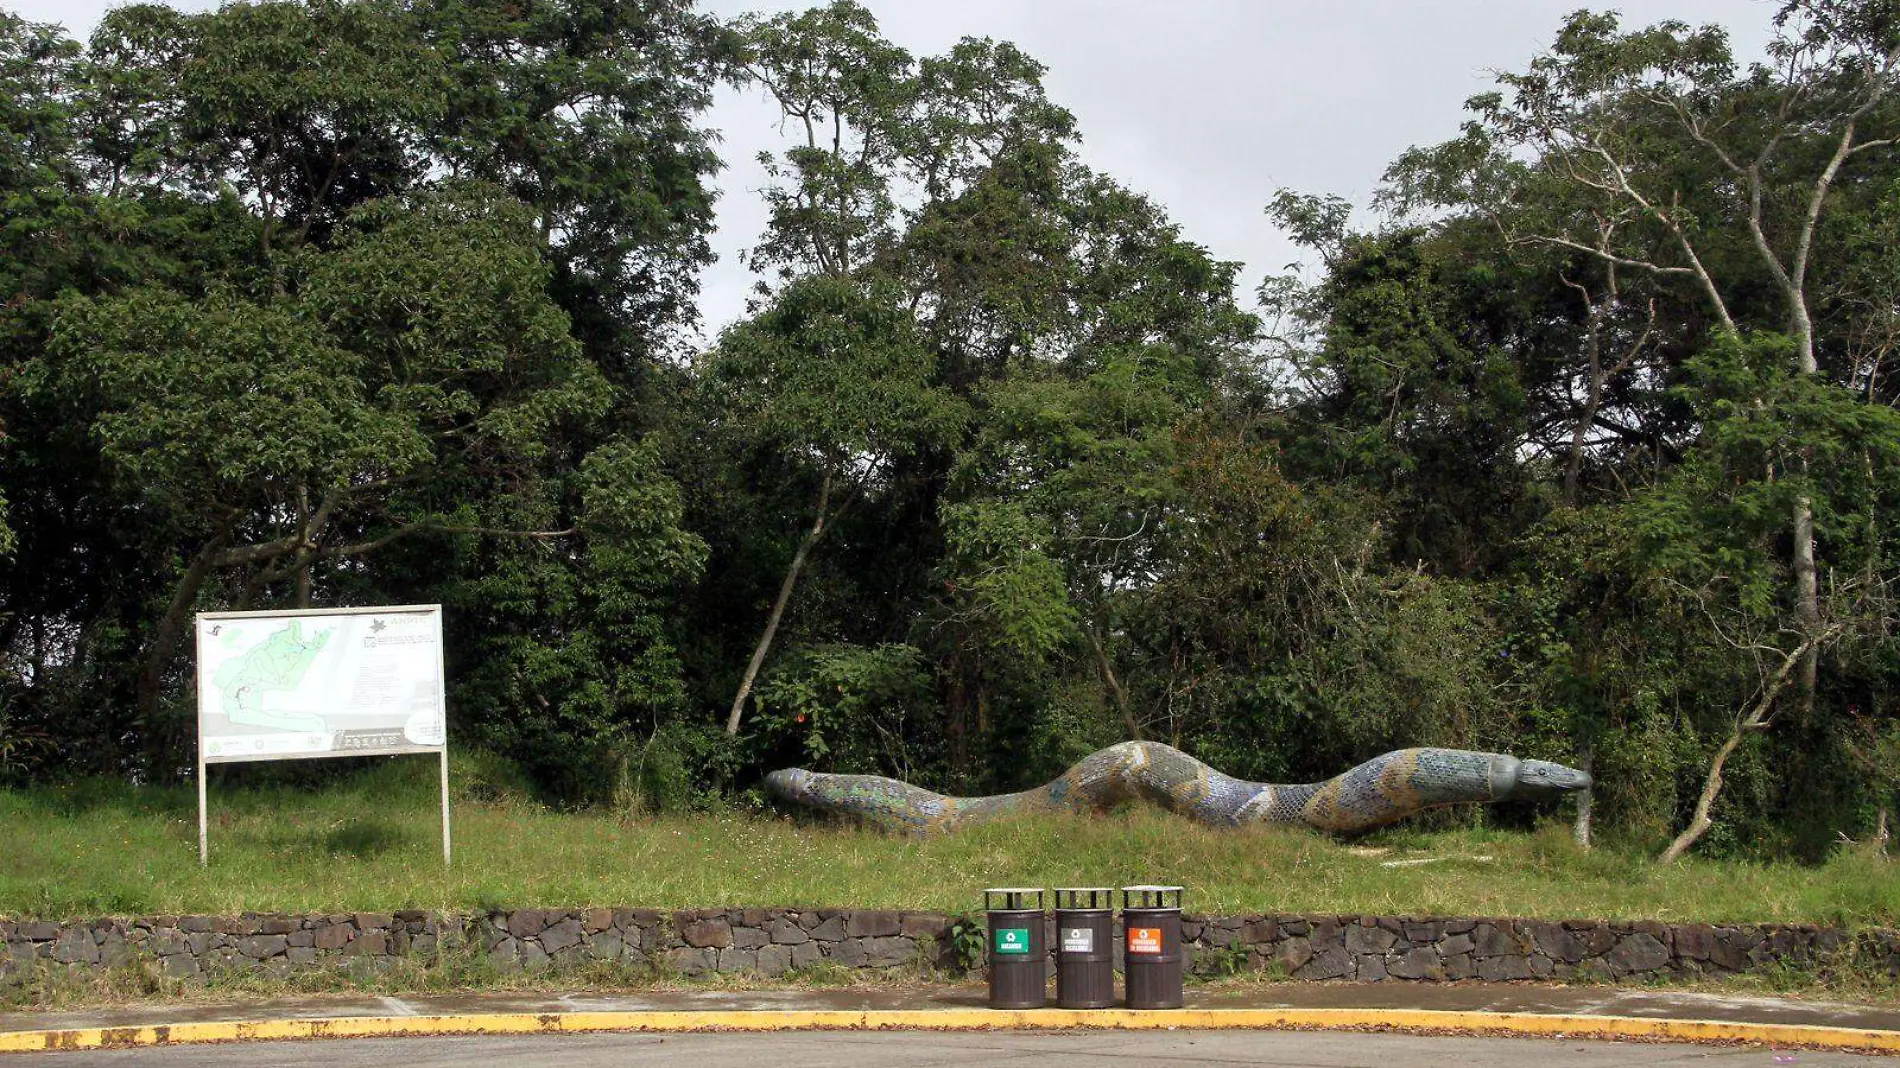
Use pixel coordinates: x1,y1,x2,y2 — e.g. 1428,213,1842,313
2,0,1897,861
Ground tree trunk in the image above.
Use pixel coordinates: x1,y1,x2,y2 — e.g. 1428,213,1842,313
293,488,317,608
1085,620,1142,741
1571,740,1594,850
945,649,972,782
726,470,834,736
1561,274,1608,508
1794,489,1820,719
1561,282,1651,508
27,615,42,686
1659,636,1819,864
137,535,229,769
1658,726,1746,865
294,550,313,608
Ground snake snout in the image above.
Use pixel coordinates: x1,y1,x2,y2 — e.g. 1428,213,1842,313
764,768,814,802
1514,758,1592,799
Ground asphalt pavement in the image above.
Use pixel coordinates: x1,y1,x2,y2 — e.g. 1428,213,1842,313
4,983,1898,1062
8,982,1900,1035
14,1028,1896,1067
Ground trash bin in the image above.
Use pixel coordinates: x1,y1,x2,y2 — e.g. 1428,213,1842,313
1121,884,1183,1009
1053,887,1115,1008
985,887,1046,1009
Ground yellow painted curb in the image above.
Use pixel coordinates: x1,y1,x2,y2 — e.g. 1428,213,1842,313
2,1007,1898,1055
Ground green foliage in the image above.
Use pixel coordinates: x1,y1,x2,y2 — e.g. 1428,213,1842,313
1199,939,1253,980
1651,337,1900,586
939,500,1077,667
755,643,937,773
4,0,1900,866
165,0,447,232
738,0,911,280
946,916,987,973
710,275,966,462
0,0,723,782
1277,227,1535,572
43,286,412,504
437,437,708,805
416,0,729,359
0,698,53,785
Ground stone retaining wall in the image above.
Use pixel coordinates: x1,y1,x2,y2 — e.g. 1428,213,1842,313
3,910,1896,986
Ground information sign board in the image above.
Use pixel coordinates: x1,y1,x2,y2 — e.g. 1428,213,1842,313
192,605,451,866
196,607,446,762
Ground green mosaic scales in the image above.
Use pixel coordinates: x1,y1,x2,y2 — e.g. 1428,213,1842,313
764,742,1590,835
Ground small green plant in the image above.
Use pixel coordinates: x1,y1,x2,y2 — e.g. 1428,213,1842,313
1745,956,1824,994
0,705,55,785
909,934,940,976
1561,959,1614,986
947,916,987,974
783,960,857,986
1192,941,1252,981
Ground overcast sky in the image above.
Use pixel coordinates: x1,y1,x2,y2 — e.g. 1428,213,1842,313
16,0,1772,341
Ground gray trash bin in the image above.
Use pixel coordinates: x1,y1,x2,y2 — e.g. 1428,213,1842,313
1053,887,1115,1008
985,888,1046,1009
1121,885,1183,1009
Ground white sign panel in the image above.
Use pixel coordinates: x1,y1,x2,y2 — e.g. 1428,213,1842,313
195,605,446,763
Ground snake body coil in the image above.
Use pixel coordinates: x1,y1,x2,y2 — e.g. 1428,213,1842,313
765,741,1590,835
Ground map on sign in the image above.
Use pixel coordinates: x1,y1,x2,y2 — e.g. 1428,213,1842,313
195,607,446,763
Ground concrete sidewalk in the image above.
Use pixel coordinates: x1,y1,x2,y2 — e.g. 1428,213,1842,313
4,982,1898,1055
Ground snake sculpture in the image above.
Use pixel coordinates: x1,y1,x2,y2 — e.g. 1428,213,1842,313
765,741,1591,835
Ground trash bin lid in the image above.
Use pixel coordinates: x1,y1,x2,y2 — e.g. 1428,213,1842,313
1121,884,1184,909
1053,886,1114,908
983,887,1046,910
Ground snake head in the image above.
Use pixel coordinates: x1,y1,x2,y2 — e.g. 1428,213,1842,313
1509,758,1592,800
764,768,815,803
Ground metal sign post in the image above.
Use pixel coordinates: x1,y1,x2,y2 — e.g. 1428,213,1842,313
197,732,208,868
440,748,452,868
435,615,452,868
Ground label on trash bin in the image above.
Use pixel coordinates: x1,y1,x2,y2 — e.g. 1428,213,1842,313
993,928,1031,955
1060,928,1093,953
1128,927,1162,954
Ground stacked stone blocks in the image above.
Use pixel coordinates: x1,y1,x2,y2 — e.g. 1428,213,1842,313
2,910,1896,986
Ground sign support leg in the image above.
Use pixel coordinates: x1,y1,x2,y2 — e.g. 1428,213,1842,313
440,748,452,868
197,754,208,867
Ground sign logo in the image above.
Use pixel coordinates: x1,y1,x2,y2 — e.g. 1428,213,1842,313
1060,928,1093,953
1128,927,1162,954
993,928,1031,955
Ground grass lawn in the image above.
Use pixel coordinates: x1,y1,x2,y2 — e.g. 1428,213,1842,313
3,755,1896,927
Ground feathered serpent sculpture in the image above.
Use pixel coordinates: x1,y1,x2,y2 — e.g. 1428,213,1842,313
765,741,1590,835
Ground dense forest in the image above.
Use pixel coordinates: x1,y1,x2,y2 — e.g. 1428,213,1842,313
2,0,1897,862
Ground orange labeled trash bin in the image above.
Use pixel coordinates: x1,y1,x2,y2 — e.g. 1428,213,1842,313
1121,885,1183,1009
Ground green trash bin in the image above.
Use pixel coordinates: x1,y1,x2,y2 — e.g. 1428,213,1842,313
1054,887,1115,1008
1122,885,1183,1009
985,887,1046,1009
